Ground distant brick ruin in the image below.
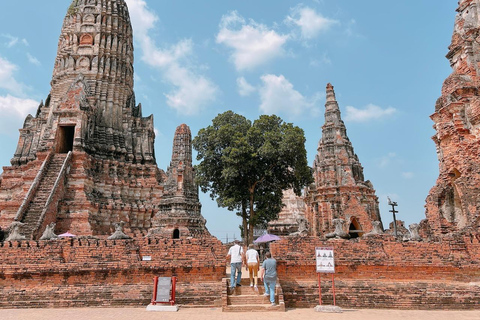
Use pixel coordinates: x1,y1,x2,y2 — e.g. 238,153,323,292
307,83,382,238
0,0,479,311
270,83,382,239
0,0,209,240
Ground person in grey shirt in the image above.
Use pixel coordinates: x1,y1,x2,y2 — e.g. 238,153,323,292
260,251,277,306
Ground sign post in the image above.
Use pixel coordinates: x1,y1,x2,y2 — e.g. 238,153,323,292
316,247,336,306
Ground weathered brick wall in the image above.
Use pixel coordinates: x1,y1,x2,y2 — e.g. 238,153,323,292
0,236,226,308
270,235,480,309
2,233,479,309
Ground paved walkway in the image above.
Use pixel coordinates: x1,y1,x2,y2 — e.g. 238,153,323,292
1,307,479,320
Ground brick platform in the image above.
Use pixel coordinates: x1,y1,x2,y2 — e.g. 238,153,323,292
0,236,226,308
270,235,480,309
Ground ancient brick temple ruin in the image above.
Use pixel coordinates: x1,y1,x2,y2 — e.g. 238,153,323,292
0,0,479,311
150,124,207,237
269,84,382,238
0,0,209,240
305,83,382,238
425,0,480,236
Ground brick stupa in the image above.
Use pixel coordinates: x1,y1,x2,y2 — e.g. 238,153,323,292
150,124,207,237
0,0,209,239
425,0,480,236
305,83,382,237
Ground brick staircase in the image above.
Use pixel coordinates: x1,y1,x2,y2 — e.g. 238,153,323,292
20,154,68,238
222,277,286,312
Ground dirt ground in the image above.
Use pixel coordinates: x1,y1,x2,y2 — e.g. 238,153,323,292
1,307,479,320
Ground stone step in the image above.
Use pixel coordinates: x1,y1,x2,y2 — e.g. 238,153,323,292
228,285,265,295
222,303,285,312
24,216,42,221
227,295,272,305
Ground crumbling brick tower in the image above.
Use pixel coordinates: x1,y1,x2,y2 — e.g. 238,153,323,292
305,83,382,238
425,0,480,235
150,124,209,238
0,0,208,239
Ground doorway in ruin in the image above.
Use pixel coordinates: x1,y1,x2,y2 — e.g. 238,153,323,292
56,125,75,153
348,217,362,238
173,228,180,239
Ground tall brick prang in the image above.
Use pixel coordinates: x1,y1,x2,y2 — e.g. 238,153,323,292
305,83,382,238
0,0,209,239
425,0,480,235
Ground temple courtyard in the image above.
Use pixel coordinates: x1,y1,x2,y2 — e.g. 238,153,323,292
1,307,479,320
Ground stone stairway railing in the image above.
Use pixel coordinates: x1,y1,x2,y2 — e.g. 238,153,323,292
222,277,285,312
33,152,72,239
14,152,54,222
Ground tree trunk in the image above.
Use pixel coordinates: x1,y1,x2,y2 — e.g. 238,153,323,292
248,222,254,246
242,204,248,244
247,187,256,246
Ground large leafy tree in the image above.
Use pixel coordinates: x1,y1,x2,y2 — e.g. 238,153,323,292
193,111,312,244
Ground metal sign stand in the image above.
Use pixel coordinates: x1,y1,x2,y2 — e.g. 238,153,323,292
317,271,337,306
315,247,341,313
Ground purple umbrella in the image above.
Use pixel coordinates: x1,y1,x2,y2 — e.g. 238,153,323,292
254,233,281,243
58,232,76,238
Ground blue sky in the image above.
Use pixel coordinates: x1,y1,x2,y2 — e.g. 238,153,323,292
0,0,457,241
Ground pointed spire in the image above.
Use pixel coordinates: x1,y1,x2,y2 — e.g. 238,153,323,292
315,83,364,185
321,83,347,145
326,83,336,102
309,83,382,237
171,124,192,164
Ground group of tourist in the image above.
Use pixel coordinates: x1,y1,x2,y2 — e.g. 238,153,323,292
226,240,278,306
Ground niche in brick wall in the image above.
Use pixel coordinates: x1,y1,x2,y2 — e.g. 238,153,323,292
348,217,362,238
173,228,180,239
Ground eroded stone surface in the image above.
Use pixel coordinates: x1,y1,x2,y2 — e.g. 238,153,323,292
0,0,209,239
305,84,382,238
268,189,307,235
425,0,480,236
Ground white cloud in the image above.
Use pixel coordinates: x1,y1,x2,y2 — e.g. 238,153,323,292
237,77,256,96
125,0,217,115
27,53,41,66
0,94,38,134
0,94,37,118
0,56,26,96
124,0,158,38
402,172,414,179
216,11,289,71
344,104,396,122
310,52,332,67
259,74,321,118
1,34,28,48
378,152,397,168
286,6,338,39
154,127,163,138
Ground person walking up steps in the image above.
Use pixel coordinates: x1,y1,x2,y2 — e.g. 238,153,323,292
260,251,277,306
227,240,245,293
245,244,259,289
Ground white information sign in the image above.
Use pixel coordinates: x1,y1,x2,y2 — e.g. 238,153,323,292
316,247,335,273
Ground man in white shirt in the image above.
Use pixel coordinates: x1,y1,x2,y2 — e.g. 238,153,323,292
226,240,245,291
245,244,259,288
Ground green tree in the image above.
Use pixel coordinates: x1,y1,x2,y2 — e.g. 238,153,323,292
193,111,312,244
